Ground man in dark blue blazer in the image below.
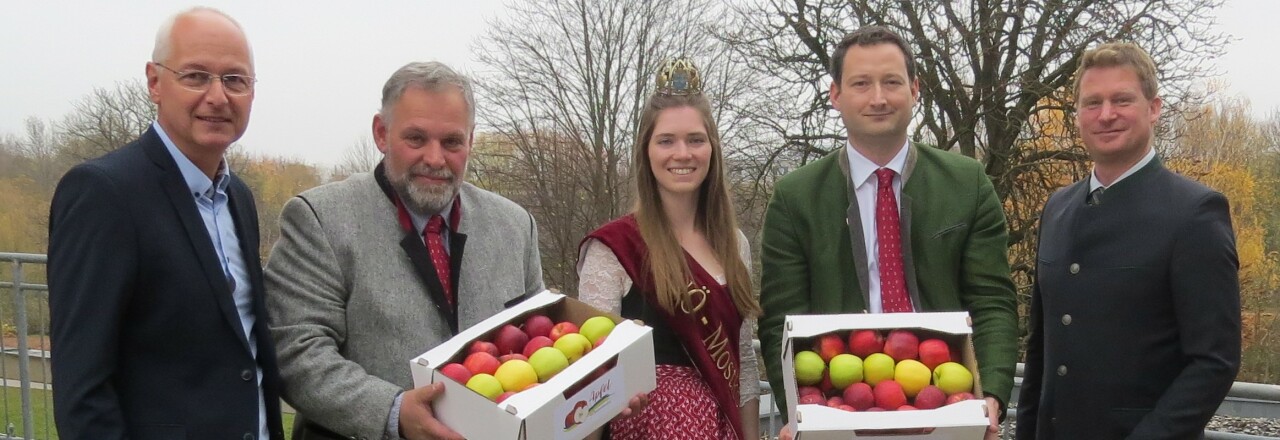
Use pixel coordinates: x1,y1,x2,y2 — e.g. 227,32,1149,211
47,7,283,440
1017,42,1241,439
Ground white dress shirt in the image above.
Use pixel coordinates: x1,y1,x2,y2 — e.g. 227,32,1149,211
845,141,915,313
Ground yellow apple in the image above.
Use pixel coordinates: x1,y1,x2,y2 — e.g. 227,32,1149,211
579,316,616,345
827,354,863,389
894,359,931,397
494,359,538,392
862,353,895,386
466,373,504,400
553,332,592,363
794,350,825,386
528,346,570,382
932,361,974,395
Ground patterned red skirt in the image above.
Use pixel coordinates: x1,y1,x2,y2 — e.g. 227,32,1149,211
608,364,736,440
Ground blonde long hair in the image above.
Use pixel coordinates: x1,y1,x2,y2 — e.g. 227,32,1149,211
632,92,761,318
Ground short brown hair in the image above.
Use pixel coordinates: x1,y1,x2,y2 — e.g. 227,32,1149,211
830,26,916,85
1073,42,1159,100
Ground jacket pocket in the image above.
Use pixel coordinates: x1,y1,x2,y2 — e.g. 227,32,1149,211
931,222,967,238
1107,407,1152,434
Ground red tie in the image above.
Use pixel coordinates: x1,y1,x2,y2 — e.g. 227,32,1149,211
875,168,912,313
424,215,453,305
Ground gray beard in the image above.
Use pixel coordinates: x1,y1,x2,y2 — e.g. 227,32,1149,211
387,163,463,215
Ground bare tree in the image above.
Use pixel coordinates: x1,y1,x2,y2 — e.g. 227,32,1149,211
330,137,381,182
473,0,746,291
721,0,1227,224
57,79,155,162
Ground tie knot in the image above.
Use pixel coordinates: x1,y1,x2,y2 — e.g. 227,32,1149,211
875,168,896,186
425,215,446,235
1088,187,1105,206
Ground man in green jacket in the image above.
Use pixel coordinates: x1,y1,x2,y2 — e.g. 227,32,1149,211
760,26,1017,439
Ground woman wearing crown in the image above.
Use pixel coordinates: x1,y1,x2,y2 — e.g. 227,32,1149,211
577,59,761,440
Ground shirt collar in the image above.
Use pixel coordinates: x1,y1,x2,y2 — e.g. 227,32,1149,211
154,121,230,197
407,196,457,235
846,140,910,188
1090,147,1155,192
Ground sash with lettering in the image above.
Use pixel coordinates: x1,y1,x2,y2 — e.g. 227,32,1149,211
585,215,745,439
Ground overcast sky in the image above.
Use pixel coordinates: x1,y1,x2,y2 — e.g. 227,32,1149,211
1,0,1275,167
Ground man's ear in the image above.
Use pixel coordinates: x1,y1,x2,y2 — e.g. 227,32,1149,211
829,80,841,110
372,114,390,154
146,62,162,105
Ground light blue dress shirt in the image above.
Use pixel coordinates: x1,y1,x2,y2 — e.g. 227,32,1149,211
155,122,269,440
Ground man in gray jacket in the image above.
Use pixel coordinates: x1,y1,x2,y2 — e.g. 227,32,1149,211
265,62,545,440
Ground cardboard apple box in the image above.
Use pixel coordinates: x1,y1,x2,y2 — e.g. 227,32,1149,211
781,312,989,440
411,290,656,440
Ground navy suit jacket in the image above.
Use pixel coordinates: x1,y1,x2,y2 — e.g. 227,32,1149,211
48,127,284,440
1017,158,1240,439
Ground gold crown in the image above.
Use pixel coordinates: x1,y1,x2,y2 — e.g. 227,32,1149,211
655,58,702,96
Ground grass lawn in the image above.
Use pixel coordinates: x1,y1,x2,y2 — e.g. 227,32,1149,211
0,387,295,439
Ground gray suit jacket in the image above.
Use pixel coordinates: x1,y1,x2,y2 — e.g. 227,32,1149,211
265,169,544,439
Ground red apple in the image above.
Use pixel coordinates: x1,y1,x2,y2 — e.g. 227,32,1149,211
494,324,531,355
813,333,847,362
498,353,528,363
522,336,554,358
495,391,517,403
469,340,499,357
848,329,885,357
883,329,920,361
440,363,472,384
798,393,825,405
523,314,555,339
798,386,824,399
866,407,886,412
837,404,856,412
819,370,834,393
826,396,845,407
463,352,501,376
913,385,945,410
917,339,952,370
842,382,874,410
897,404,917,411
873,380,908,410
548,322,579,341
945,392,976,406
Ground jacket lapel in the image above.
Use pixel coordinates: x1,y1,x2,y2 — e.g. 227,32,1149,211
898,145,924,308
399,232,459,334
836,148,871,308
142,130,250,350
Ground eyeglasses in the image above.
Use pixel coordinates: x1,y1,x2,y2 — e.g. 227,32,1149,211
153,63,256,96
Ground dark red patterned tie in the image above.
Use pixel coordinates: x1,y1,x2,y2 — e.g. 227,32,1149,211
424,215,453,305
875,168,912,313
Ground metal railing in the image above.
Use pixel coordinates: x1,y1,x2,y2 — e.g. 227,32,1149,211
0,252,49,440
2,251,1277,439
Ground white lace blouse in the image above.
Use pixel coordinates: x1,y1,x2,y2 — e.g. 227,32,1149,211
576,230,760,406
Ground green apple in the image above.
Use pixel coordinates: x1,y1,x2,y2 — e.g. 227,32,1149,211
579,316,616,345
553,332,592,362
494,359,538,392
794,350,825,386
528,346,570,382
862,353,895,386
466,373,504,400
932,361,974,395
827,354,863,390
894,359,931,397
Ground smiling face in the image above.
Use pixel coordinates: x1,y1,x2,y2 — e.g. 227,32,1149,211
146,11,253,159
830,43,918,150
647,106,713,202
1075,65,1162,168
373,86,472,215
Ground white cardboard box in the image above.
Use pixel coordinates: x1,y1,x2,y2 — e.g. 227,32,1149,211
410,290,657,440
781,312,989,440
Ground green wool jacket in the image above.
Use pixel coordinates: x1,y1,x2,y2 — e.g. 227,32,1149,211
759,143,1018,418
